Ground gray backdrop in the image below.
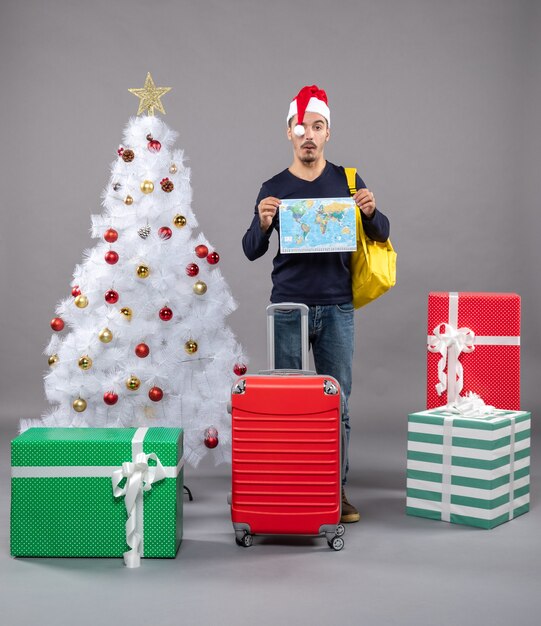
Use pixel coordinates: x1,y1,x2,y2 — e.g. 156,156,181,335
1,0,539,430
1,2,540,625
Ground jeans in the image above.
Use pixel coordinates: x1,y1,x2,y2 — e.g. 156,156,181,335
273,303,355,485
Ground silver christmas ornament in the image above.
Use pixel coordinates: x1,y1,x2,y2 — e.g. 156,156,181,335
138,225,151,239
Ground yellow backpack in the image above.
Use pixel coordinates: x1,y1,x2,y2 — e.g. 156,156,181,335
345,167,396,308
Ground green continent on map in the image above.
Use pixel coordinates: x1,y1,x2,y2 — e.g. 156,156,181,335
315,201,350,235
288,200,313,243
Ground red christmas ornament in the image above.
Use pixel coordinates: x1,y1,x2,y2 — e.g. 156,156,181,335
148,386,164,402
105,250,119,265
104,289,119,304
233,363,247,376
50,317,64,332
104,228,118,243
71,285,81,297
159,306,173,321
185,263,199,277
117,146,124,156
206,251,220,265
148,139,162,153
204,426,219,449
158,226,172,240
103,391,119,406
135,343,150,358
195,244,209,258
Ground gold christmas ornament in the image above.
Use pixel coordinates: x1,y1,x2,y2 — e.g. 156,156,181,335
78,355,93,370
136,264,150,279
173,214,187,228
48,354,59,366
169,163,178,174
124,195,134,205
74,294,89,308
120,307,133,320
184,339,198,355
140,180,154,194
193,280,207,295
126,375,141,391
73,397,87,412
98,327,113,343
128,72,171,116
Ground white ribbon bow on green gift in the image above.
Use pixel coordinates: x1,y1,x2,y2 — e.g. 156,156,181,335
112,452,167,568
447,391,495,417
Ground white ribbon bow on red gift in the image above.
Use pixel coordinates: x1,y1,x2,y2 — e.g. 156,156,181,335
427,323,476,399
112,452,166,568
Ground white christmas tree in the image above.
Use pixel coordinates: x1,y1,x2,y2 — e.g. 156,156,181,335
26,74,248,467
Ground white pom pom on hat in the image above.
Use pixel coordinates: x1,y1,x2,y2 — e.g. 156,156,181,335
287,85,330,137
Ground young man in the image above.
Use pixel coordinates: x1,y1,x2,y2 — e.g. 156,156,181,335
242,85,390,523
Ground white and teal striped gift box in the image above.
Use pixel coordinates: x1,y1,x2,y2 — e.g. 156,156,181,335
407,408,531,529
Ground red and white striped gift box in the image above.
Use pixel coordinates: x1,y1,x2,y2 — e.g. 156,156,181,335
427,292,521,410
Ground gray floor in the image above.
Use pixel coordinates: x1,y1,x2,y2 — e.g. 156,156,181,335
1,420,540,626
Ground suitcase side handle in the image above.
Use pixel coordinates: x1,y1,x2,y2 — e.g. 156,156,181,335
266,303,310,371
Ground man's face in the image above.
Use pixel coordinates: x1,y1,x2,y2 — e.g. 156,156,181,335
287,111,330,164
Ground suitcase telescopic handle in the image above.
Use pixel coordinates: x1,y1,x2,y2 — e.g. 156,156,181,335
266,303,310,371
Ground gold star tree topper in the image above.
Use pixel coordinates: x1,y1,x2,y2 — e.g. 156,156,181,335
128,72,171,116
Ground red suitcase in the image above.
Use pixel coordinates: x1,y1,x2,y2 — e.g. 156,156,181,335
230,303,345,550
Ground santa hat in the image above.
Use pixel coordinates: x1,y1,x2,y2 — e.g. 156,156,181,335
287,85,330,137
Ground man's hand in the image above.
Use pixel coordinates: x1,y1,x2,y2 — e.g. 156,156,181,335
258,196,281,231
353,188,376,218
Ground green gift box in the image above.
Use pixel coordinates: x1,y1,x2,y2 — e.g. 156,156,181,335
11,427,183,565
407,407,531,529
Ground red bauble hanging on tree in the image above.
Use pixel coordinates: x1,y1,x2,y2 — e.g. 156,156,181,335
146,134,162,153
71,285,81,297
135,342,150,358
105,250,119,265
104,228,118,243
206,251,220,265
204,426,219,449
103,391,119,406
233,363,247,376
159,306,173,321
148,386,163,402
50,317,64,332
185,263,199,277
158,226,172,240
195,244,209,258
104,289,119,304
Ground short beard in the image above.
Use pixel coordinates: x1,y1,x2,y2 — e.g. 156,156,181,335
300,153,317,164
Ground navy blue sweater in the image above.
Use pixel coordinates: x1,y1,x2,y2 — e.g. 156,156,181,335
242,162,390,305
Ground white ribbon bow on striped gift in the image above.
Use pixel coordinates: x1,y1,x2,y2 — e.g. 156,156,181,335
447,391,496,417
112,452,166,568
427,323,476,398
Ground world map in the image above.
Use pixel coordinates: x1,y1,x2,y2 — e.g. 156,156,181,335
279,197,357,254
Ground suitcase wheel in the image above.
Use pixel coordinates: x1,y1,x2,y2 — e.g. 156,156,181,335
328,536,345,551
335,524,345,537
236,533,253,548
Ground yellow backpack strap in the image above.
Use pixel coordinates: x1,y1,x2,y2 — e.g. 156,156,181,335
344,167,357,196
345,167,367,249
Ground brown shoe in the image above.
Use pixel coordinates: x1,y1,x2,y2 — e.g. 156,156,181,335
341,487,360,523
